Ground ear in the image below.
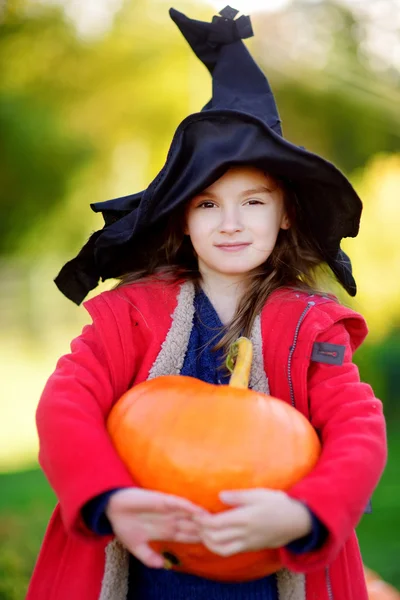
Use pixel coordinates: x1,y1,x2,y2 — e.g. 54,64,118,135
280,213,291,230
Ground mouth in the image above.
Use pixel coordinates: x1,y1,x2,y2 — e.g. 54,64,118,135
215,243,251,252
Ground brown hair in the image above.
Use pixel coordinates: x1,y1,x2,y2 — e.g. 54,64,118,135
116,178,329,356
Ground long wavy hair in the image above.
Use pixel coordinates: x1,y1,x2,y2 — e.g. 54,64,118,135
116,174,330,356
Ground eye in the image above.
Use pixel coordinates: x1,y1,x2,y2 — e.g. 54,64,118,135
245,198,264,206
197,201,216,209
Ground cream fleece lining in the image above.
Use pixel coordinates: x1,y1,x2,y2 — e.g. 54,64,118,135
99,281,305,600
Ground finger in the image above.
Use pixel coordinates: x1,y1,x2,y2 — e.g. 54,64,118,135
174,532,202,544
130,542,165,568
202,538,244,557
144,513,201,540
219,489,263,506
139,512,184,524
170,518,202,543
114,490,202,515
150,521,202,543
162,495,207,515
146,519,179,541
175,518,201,535
115,494,170,514
135,514,198,542
195,508,249,530
201,527,243,546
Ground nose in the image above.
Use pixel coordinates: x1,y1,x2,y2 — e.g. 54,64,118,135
218,206,244,234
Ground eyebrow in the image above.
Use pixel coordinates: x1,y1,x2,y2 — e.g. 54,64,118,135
195,185,273,199
239,186,274,196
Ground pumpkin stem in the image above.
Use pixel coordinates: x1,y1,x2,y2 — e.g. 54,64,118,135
162,551,181,569
226,337,253,389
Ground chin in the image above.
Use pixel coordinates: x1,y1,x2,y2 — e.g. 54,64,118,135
212,265,261,276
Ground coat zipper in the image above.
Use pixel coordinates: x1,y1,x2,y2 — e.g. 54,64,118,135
287,301,315,408
325,567,334,600
287,299,335,600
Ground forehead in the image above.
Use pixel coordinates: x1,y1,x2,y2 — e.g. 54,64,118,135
198,166,279,196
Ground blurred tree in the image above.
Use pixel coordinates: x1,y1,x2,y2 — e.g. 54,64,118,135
272,81,398,173
0,6,93,254
0,0,398,263
0,93,92,254
254,0,400,173
0,0,207,257
343,153,400,338
355,325,400,418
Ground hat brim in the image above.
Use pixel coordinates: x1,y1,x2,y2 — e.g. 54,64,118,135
95,111,360,266
56,110,361,303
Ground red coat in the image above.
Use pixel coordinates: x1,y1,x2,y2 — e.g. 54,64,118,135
27,281,387,600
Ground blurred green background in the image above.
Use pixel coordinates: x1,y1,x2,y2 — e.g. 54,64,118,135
1,0,399,597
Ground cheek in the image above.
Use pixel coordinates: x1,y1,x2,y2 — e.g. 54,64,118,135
250,213,279,238
186,213,213,242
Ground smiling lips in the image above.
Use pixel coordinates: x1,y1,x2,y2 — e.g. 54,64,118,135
215,243,251,252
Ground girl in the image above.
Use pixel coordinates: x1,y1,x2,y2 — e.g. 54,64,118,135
28,6,387,600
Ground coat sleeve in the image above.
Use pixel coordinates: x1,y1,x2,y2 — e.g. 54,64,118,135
279,321,387,572
36,292,141,537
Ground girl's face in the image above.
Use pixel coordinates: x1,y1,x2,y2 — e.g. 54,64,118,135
185,166,290,280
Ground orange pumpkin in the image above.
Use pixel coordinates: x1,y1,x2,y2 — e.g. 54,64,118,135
364,566,400,600
107,337,321,581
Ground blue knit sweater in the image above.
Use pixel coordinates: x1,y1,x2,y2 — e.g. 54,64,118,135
83,289,326,599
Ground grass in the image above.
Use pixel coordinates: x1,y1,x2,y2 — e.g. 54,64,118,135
356,420,400,587
0,469,56,600
0,425,399,599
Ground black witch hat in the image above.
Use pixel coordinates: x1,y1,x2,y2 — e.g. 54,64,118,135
55,5,362,304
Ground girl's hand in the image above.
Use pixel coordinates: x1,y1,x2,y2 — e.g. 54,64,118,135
195,489,313,557
105,488,205,568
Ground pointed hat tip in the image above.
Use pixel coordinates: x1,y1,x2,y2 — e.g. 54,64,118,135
219,6,240,19
169,5,254,42
169,7,189,27
169,7,186,19
169,6,245,22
